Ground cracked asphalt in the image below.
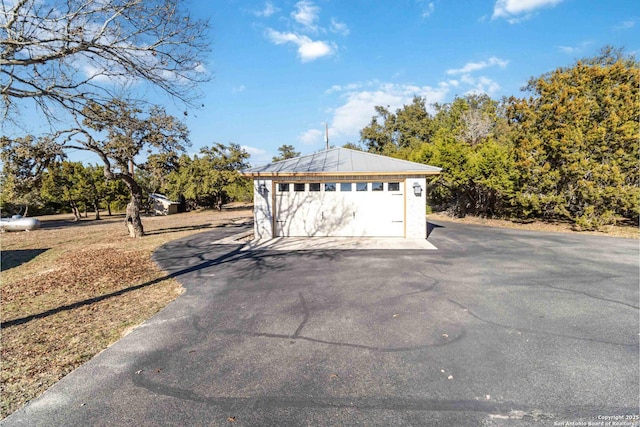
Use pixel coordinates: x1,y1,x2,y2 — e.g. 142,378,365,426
3,221,639,426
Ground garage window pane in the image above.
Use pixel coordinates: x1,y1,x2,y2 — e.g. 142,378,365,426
309,183,321,192
388,182,400,191
356,182,368,191
294,183,305,192
325,182,336,191
372,182,383,191
278,183,290,192
340,182,352,192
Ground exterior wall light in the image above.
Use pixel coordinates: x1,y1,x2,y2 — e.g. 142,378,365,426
258,183,268,196
413,182,423,196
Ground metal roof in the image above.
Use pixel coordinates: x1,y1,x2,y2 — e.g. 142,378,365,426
241,147,442,177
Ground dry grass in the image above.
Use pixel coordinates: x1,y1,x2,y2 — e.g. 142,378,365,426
428,212,639,239
0,205,252,418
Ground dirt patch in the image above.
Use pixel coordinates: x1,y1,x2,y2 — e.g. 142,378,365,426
0,205,252,417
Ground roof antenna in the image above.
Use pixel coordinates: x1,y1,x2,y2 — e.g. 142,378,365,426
325,122,329,150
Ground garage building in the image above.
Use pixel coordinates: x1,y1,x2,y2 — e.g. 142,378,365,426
241,147,441,239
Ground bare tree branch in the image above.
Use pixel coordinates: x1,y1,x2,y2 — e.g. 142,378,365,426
1,0,210,124
459,109,492,146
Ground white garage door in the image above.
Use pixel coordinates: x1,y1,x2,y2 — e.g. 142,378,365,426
274,181,404,237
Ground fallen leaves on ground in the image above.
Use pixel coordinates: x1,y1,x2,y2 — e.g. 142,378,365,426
0,207,252,418
3,248,160,320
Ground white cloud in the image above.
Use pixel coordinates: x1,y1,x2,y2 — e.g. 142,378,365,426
460,74,475,85
298,128,323,145
232,84,246,93
242,145,266,156
445,57,507,97
330,18,350,35
557,41,591,54
330,89,403,138
241,145,271,165
492,0,564,21
263,1,347,62
292,0,320,31
557,45,577,54
301,71,509,149
81,62,134,85
459,75,501,95
417,1,435,18
325,84,343,94
478,76,501,93
266,29,334,62
320,81,450,144
446,56,509,75
253,1,278,17
324,82,364,94
614,20,635,30
297,39,334,62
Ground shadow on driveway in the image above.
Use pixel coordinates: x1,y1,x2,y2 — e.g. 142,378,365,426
3,222,638,426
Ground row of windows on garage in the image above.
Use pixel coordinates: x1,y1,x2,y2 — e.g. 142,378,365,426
277,182,402,192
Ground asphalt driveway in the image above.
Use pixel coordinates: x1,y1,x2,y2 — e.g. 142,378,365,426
3,221,639,426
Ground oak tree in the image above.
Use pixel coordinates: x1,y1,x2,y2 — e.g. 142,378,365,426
0,134,63,215
41,161,86,220
164,144,250,210
62,99,190,237
360,96,433,157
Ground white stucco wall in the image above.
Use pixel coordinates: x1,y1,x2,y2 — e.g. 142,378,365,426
405,177,427,239
253,177,429,240
253,179,273,239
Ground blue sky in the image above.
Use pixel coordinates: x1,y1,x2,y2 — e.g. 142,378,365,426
179,0,638,166
5,0,640,166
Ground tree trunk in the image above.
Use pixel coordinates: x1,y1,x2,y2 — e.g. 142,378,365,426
71,202,81,221
124,183,144,238
94,199,101,220
22,205,29,217
107,201,112,216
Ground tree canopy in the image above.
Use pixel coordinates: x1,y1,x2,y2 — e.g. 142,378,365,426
507,47,639,228
359,47,639,230
68,99,190,236
163,143,251,210
0,134,63,215
1,99,191,236
1,0,211,237
272,144,300,162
